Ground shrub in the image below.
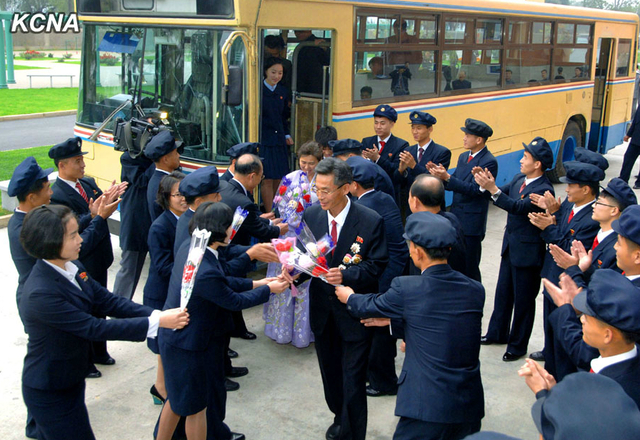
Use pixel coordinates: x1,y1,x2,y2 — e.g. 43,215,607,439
99,53,119,66
21,50,44,60
57,58,65,63
63,53,72,59
48,53,54,58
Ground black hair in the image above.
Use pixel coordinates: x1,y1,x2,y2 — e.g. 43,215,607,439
297,141,323,162
410,174,444,207
315,126,338,148
16,177,49,203
360,86,373,96
314,157,353,187
235,154,263,176
506,69,513,74
579,182,599,197
189,202,234,246
620,329,640,345
264,35,285,49
20,204,76,260
157,171,186,211
357,179,375,190
264,57,284,77
185,194,198,206
425,247,452,260
600,191,623,211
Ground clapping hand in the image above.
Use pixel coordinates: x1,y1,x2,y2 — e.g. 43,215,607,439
570,240,592,272
549,244,578,269
530,191,560,214
398,151,417,173
528,211,555,230
425,161,449,180
362,147,380,162
473,167,498,193
542,273,582,308
518,358,557,394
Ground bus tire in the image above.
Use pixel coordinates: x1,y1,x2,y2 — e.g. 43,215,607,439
546,120,582,183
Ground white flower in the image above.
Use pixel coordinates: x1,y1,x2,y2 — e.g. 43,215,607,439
350,243,361,254
338,264,347,270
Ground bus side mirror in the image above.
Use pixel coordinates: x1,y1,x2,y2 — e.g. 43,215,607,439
223,65,243,106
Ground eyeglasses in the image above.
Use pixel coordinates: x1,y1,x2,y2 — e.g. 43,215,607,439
594,199,617,208
171,193,184,198
312,183,345,197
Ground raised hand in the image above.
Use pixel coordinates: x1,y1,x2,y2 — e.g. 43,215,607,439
518,358,556,394
247,243,279,263
541,273,582,308
398,151,417,173
474,167,497,193
549,244,578,269
528,211,555,230
426,161,449,180
570,240,592,272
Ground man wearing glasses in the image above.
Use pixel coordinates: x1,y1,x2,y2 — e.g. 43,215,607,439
288,156,388,440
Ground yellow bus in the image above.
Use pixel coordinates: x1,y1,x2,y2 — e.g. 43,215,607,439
73,0,638,189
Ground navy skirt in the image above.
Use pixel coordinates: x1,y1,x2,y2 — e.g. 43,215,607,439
262,144,290,179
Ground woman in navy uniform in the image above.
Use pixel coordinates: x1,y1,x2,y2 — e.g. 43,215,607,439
156,202,288,440
144,171,187,404
18,205,188,440
261,57,293,212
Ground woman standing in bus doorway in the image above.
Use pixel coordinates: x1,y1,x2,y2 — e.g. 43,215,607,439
263,141,322,348
261,57,294,212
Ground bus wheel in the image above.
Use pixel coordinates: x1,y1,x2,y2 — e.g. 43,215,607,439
547,120,582,183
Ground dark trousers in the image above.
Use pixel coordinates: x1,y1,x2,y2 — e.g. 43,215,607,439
206,336,232,440
464,235,484,283
542,293,559,377
23,381,95,440
367,327,398,393
85,266,110,365
619,142,640,186
393,417,481,440
314,314,372,440
230,311,248,337
113,249,147,300
485,253,542,356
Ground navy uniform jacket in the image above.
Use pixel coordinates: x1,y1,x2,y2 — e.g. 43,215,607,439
439,211,467,275
302,202,388,341
220,170,234,182
445,148,498,237
119,152,155,252
627,104,640,143
346,264,485,424
540,200,599,284
356,190,408,291
161,243,271,350
565,232,620,288
361,134,410,196
219,179,280,246
9,210,110,308
147,168,167,222
20,260,153,391
348,156,395,200
51,177,114,282
395,141,451,191
494,173,555,267
600,348,640,409
261,83,290,147
144,210,178,310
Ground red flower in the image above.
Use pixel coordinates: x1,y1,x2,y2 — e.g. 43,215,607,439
303,194,311,203
312,266,328,276
183,265,196,283
317,256,328,268
296,202,304,212
279,185,287,195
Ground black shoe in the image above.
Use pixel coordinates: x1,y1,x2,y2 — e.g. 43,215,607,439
634,184,640,190
86,368,102,379
502,352,523,362
480,335,494,345
529,351,545,362
228,348,239,359
234,331,257,340
227,366,249,378
326,423,341,440
95,356,116,366
225,379,240,392
366,385,397,397
229,433,245,440
150,385,165,405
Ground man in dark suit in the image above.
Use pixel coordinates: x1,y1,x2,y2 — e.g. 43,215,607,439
474,137,555,362
427,118,498,282
348,158,407,398
145,131,183,221
408,174,467,276
288,157,388,440
221,142,262,182
332,139,395,200
294,30,330,95
620,104,640,189
361,104,410,205
336,212,484,440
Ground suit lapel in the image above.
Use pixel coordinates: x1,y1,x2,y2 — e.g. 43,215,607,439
331,204,360,268
56,178,89,213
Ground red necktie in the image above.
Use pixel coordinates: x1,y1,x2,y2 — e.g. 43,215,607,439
467,153,473,163
519,182,526,193
379,141,385,153
567,210,575,224
589,368,595,373
592,236,599,249
417,148,424,163
330,220,337,256
75,182,89,204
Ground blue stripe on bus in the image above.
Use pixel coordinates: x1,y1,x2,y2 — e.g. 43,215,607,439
345,0,639,23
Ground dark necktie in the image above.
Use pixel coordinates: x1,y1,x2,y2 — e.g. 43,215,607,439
417,147,424,163
567,210,575,224
379,141,386,153
330,220,337,256
75,182,89,204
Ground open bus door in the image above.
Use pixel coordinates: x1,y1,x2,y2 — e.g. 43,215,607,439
588,38,614,153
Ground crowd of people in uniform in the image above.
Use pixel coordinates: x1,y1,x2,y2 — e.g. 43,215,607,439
7,100,640,440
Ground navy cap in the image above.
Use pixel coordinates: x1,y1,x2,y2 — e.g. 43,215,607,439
461,118,493,139
226,142,262,159
373,105,397,122
559,161,605,184
463,432,522,440
403,212,457,249
179,166,223,198
144,131,183,161
330,139,363,157
522,137,554,170
409,111,437,127
573,269,640,333
612,205,640,245
531,372,640,440
8,157,53,197
574,147,609,171
601,178,637,210
346,156,377,185
48,137,87,161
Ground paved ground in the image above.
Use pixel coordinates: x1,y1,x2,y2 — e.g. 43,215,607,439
0,144,637,440
0,115,77,150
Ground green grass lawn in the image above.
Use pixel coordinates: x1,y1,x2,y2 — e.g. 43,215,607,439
13,64,48,70
0,146,54,215
0,88,78,117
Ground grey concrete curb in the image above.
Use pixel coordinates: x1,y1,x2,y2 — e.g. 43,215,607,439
0,109,76,122
0,214,11,229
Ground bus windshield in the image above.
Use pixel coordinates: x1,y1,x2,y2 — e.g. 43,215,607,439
78,25,246,163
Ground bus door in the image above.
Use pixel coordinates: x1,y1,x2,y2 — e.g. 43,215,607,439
588,38,614,152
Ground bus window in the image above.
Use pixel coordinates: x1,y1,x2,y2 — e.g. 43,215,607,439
553,48,590,81
445,17,474,45
442,49,501,93
506,48,551,85
508,21,552,45
77,0,234,18
617,39,632,77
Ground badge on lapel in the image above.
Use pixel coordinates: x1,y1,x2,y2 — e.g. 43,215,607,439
597,259,603,268
79,272,89,282
340,240,364,269
570,229,575,235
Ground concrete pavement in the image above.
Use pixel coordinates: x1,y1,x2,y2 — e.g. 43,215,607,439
0,144,637,440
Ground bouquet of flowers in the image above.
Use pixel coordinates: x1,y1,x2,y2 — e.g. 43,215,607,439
229,206,249,242
273,173,314,227
293,220,336,268
179,228,211,310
